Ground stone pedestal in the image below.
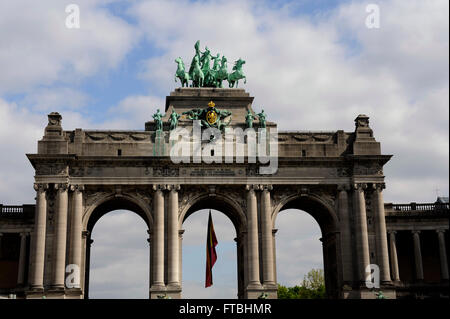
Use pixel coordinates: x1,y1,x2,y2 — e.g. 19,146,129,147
153,130,165,156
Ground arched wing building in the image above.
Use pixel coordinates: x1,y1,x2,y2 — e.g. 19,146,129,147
0,88,448,299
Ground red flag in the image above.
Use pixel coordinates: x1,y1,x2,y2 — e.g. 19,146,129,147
205,210,218,288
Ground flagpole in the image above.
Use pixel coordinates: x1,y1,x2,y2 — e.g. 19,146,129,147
205,210,218,288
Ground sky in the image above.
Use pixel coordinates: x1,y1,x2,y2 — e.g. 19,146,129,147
0,0,448,298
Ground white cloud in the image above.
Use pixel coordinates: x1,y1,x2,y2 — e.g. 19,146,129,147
21,87,90,112
0,0,138,94
0,99,43,204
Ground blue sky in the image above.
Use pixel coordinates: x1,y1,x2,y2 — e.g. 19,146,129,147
0,0,448,298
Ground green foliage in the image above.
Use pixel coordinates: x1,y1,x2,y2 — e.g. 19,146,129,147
277,269,327,299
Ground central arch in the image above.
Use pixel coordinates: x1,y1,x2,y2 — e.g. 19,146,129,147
82,193,153,299
272,194,341,298
180,193,247,298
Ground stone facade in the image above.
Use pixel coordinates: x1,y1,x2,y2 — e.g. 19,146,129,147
0,88,448,299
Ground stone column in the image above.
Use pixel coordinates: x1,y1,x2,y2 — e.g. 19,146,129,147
246,185,261,288
147,230,152,294
436,230,449,281
82,231,92,299
147,229,155,299
388,231,400,282
412,230,424,281
167,184,180,287
17,232,28,286
261,185,275,286
52,183,69,289
30,183,48,289
337,185,353,284
372,183,391,283
353,183,370,284
152,185,165,288
179,230,185,286
0,233,3,259
69,184,84,288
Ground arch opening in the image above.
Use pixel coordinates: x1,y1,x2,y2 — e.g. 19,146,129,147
274,195,340,299
84,195,152,299
180,194,246,299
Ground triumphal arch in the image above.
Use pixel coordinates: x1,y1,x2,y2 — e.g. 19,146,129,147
7,41,411,299
22,83,396,299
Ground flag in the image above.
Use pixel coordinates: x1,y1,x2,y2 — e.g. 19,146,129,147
205,210,218,288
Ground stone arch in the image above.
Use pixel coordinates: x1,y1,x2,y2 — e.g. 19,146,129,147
271,193,341,299
83,192,153,232
272,193,339,235
179,192,247,234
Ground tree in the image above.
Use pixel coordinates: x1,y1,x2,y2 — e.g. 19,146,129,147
277,268,326,299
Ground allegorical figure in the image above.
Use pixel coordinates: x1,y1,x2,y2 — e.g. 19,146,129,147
245,110,255,129
169,110,181,130
153,109,163,131
257,110,267,128
174,57,190,88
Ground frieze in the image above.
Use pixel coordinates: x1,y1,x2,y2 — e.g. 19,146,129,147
353,164,383,176
36,163,68,176
188,168,239,177
153,167,179,177
84,132,151,142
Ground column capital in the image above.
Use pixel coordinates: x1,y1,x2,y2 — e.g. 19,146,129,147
152,184,167,191
245,184,259,191
54,183,69,191
436,229,447,234
388,230,397,235
337,184,350,192
353,183,367,190
411,230,421,235
33,183,49,192
371,183,386,191
259,184,273,191
19,232,29,237
166,184,180,191
70,184,85,192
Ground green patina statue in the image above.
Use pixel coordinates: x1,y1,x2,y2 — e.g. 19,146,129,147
175,57,190,87
228,58,246,88
152,109,163,131
175,40,246,88
257,110,267,128
168,110,181,130
245,110,255,128
182,109,201,120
